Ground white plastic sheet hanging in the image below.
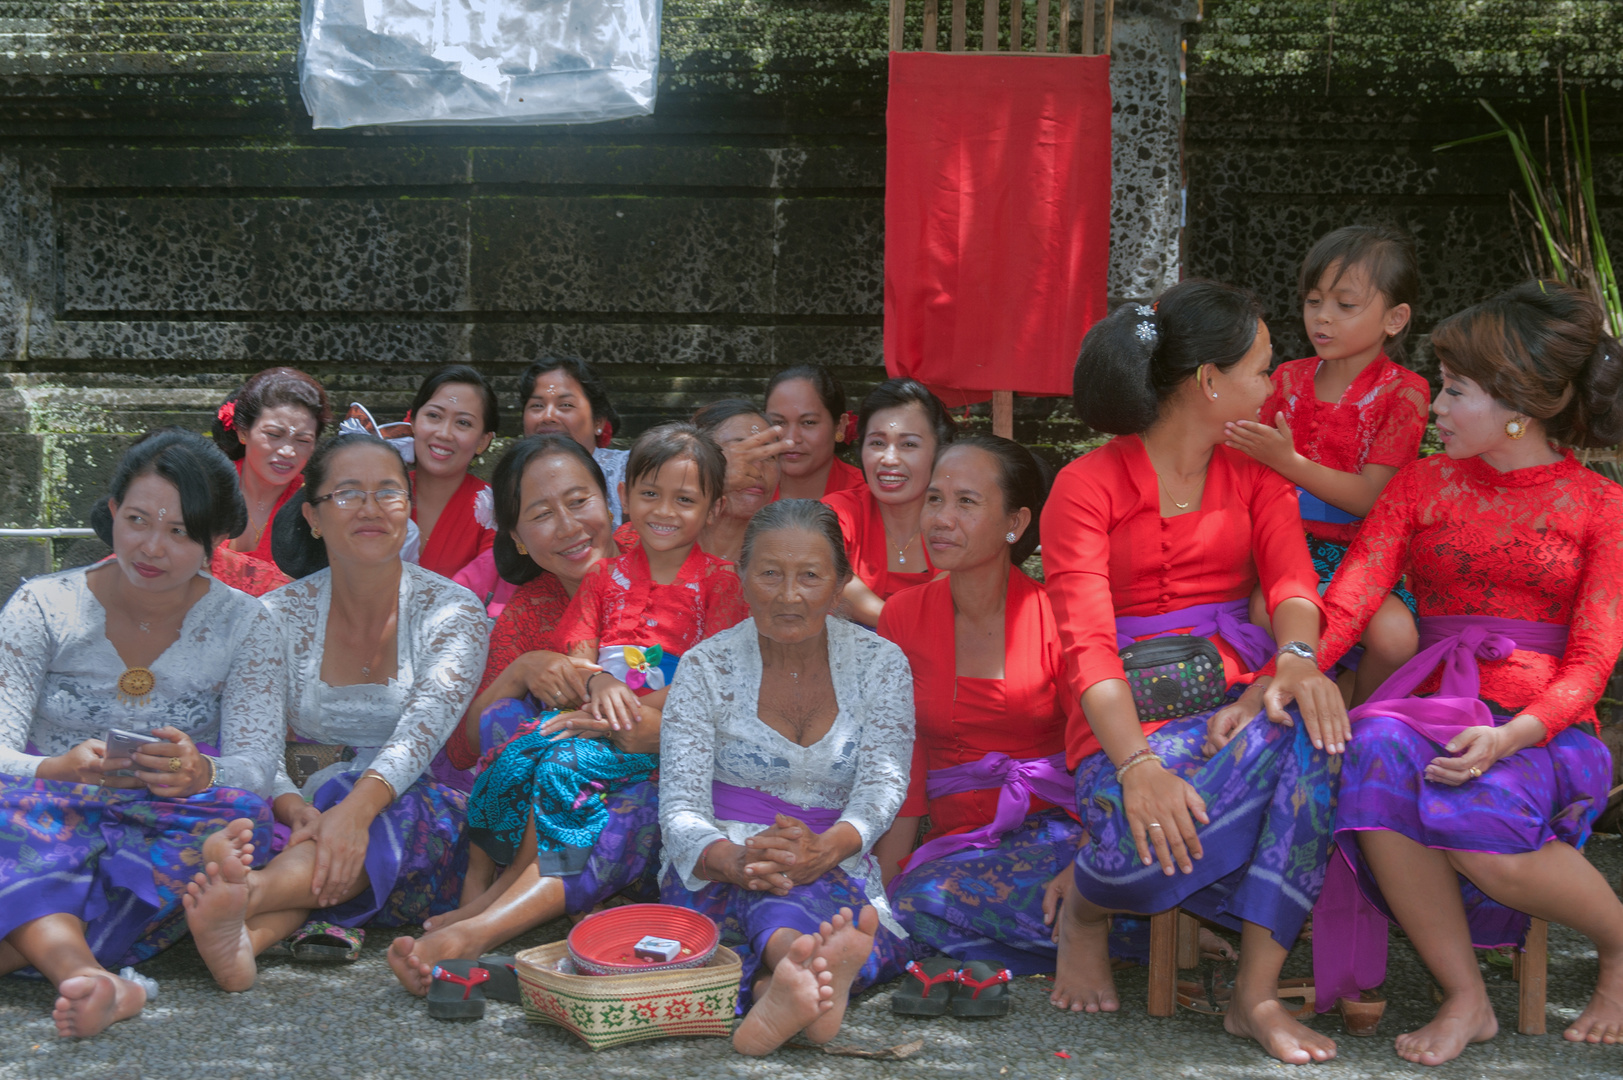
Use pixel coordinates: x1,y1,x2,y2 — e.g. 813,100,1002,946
299,0,662,128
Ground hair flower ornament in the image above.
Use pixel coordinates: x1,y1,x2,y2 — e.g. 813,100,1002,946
216,400,237,431
1132,304,1158,345
472,487,496,530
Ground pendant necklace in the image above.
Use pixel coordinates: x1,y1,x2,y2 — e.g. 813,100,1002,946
888,525,921,566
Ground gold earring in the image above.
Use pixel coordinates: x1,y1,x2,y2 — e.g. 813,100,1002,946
515,540,528,555
1506,419,1527,440
311,528,322,539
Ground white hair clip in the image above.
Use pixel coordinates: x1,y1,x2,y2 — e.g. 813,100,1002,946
1135,320,1157,344
473,486,496,531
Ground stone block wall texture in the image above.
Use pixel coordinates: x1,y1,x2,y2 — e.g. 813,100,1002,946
0,1,1621,598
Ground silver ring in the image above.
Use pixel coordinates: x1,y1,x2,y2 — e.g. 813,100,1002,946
1147,822,1163,829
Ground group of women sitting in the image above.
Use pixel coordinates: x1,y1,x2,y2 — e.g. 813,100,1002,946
1,273,1621,1067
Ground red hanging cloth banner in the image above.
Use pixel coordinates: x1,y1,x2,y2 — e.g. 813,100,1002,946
884,51,1112,406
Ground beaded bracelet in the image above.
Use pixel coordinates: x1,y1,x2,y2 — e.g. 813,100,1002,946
1114,746,1157,774
1115,751,1164,783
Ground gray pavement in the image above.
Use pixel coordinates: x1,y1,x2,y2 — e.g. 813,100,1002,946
3,835,1622,1080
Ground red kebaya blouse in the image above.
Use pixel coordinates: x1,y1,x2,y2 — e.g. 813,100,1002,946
411,471,495,579
821,486,935,601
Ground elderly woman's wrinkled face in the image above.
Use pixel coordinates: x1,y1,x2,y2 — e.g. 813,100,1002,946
742,527,847,645
108,473,210,592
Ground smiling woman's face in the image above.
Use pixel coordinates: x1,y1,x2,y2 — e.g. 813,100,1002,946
860,402,937,506
303,442,412,567
741,526,846,645
511,450,617,590
413,382,493,478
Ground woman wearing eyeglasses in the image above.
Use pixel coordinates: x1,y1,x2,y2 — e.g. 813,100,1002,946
179,432,489,992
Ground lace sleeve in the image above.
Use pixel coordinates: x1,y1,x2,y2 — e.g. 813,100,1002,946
0,583,51,776
1364,372,1431,469
367,582,490,796
1522,487,1623,739
1319,463,1419,670
215,602,287,796
656,649,727,887
831,632,915,851
700,563,749,638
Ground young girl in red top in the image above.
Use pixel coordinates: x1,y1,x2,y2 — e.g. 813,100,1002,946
1226,226,1429,703
408,364,499,578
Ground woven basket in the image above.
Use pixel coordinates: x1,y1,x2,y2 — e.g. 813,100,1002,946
515,941,742,1050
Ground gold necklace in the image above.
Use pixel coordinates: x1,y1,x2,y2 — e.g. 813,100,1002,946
887,525,921,566
1149,462,1206,511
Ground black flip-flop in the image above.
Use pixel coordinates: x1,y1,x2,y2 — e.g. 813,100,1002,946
288,920,363,963
477,954,520,1003
950,961,1013,1018
428,960,490,1020
891,958,959,1016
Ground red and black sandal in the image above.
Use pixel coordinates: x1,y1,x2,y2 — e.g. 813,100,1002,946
891,958,960,1016
428,960,491,1020
950,961,1013,1018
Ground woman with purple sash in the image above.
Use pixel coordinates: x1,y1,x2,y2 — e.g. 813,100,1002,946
1042,282,1352,1065
877,435,1092,975
179,432,487,994
0,430,283,1037
1311,281,1623,1064
658,500,914,1055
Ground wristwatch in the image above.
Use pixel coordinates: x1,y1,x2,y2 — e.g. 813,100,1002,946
1277,640,1316,663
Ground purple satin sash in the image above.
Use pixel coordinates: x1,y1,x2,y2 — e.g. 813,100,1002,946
1312,614,1569,1012
906,752,1073,869
1115,597,1277,673
710,781,843,832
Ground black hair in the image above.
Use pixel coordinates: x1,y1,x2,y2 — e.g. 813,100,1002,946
624,422,727,504
691,398,770,434
764,364,846,423
519,355,621,444
938,434,1049,563
1299,224,1421,362
90,428,248,560
210,367,332,461
857,377,957,450
1072,280,1264,436
491,435,610,586
409,364,500,434
270,432,411,579
739,498,853,584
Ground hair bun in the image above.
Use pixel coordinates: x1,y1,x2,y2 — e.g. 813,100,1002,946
1573,330,1623,448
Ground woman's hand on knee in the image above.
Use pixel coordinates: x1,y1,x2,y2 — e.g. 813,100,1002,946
1204,682,1267,756
1265,654,1350,754
1122,764,1208,876
1427,724,1514,786
308,800,373,908
276,795,322,844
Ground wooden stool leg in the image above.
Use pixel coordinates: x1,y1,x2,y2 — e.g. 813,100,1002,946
1175,911,1201,970
1148,909,1178,1016
1518,918,1548,1036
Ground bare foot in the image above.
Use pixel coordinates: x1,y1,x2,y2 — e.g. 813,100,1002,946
1200,927,1238,962
732,933,833,1056
1049,898,1118,1013
387,925,481,997
1225,990,1338,1064
802,906,879,1044
1566,945,1623,1044
182,820,258,993
1392,991,1497,1066
51,972,146,1038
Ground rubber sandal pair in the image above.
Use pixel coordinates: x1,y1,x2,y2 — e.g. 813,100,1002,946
285,920,364,963
427,955,521,1020
891,958,1014,1018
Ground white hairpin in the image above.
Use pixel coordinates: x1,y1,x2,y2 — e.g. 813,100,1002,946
473,487,496,530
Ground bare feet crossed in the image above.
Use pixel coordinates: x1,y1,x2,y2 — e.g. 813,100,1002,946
732,932,833,1056
803,905,879,1044
182,818,258,993
51,971,146,1039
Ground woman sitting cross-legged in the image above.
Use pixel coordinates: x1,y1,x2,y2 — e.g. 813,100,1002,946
385,434,664,992
0,430,283,1036
658,499,915,1056
1043,281,1350,1065
1313,281,1623,1064
181,431,488,991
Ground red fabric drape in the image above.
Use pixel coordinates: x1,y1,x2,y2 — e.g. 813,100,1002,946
884,51,1112,406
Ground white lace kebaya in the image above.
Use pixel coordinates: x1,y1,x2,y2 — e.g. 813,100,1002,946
0,567,285,796
261,562,488,800
658,617,915,932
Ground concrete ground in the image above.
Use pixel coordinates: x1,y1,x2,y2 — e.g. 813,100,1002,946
3,835,1622,1080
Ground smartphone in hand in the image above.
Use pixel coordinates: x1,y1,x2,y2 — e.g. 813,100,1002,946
102,728,152,778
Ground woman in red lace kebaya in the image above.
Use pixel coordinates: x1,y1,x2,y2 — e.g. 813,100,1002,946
1044,281,1350,1066
1225,226,1429,702
1319,281,1623,1064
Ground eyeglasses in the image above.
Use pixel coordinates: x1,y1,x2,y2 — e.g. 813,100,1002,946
309,488,411,511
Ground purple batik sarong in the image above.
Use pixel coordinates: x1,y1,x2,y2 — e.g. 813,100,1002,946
1314,614,1612,1010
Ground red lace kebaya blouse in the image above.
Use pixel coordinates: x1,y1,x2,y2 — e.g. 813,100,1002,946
880,567,1079,837
1319,450,1623,742
1261,355,1431,544
821,485,936,601
209,546,291,597
557,543,748,657
1042,436,1324,766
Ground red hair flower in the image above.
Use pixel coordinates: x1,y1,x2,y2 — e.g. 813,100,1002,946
596,420,614,449
216,400,236,431
834,411,859,445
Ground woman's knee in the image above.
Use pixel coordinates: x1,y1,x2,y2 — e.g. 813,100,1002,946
1362,597,1418,662
1345,713,1426,760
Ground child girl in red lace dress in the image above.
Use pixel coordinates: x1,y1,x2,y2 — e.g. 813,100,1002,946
1227,225,1429,703
463,424,748,882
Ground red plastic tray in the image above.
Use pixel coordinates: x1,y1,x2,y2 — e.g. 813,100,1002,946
566,904,721,976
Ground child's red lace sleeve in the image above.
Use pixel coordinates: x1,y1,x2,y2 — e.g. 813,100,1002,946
558,561,609,656
700,563,750,638
1364,370,1431,469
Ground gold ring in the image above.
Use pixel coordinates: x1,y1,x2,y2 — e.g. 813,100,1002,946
1468,766,1481,779
167,756,182,773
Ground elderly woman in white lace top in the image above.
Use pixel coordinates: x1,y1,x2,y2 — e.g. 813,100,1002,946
0,430,284,1038
180,432,487,994
658,499,915,1056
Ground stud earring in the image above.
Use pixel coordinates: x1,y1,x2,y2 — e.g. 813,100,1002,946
515,540,528,555
1506,419,1527,439
1005,532,1017,544
311,528,322,539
